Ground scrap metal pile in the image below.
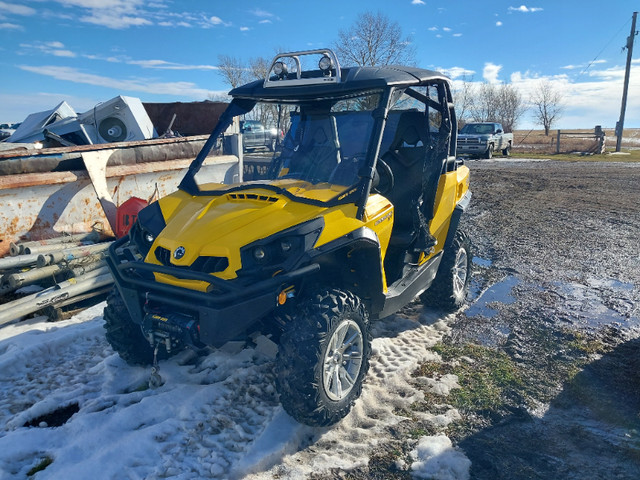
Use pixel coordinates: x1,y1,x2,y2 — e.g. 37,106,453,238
0,231,114,327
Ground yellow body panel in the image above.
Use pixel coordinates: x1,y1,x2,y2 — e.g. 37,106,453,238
149,165,468,292
420,164,471,264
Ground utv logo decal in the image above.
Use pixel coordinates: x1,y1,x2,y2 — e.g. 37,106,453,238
173,246,186,259
375,211,393,226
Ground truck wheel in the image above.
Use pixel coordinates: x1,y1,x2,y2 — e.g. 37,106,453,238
103,288,172,366
275,289,371,426
421,229,472,311
269,138,277,151
484,144,493,159
502,144,511,156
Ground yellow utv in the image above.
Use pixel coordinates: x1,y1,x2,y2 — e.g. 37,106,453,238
105,49,471,427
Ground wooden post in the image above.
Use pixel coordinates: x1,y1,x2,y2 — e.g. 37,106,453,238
556,130,561,154
616,11,638,152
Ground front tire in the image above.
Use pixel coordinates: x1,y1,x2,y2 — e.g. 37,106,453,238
421,229,472,311
103,288,173,365
275,289,371,426
484,144,493,159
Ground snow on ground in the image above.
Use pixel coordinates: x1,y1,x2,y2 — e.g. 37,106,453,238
0,302,470,479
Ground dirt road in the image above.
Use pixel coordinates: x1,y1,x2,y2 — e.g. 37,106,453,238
451,159,640,479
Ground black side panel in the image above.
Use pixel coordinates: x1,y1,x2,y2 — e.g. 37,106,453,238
376,251,443,319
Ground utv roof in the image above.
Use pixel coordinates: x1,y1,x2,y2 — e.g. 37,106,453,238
229,49,450,102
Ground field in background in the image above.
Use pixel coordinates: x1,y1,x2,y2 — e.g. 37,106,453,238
511,128,640,157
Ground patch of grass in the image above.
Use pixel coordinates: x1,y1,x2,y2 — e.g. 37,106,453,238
27,456,53,476
567,331,607,356
416,343,525,415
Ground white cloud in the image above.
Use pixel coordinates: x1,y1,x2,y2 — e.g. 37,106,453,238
19,41,77,58
510,64,640,128
251,8,276,19
508,5,543,13
412,0,426,5
496,21,503,26
18,64,213,99
443,66,475,79
483,62,502,83
240,26,250,32
0,22,22,30
442,27,452,32
0,1,36,15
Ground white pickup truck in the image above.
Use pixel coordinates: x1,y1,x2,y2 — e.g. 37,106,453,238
457,122,513,159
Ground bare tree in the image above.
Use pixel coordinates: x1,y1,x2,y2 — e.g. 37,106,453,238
334,11,415,67
530,80,564,135
496,84,526,132
451,75,475,127
217,54,249,89
469,82,525,132
470,83,499,123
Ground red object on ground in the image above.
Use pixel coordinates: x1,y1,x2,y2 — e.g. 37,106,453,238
116,197,148,238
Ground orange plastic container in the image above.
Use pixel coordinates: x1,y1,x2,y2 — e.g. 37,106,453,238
116,197,148,238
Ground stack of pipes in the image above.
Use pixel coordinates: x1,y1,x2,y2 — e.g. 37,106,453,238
0,232,114,327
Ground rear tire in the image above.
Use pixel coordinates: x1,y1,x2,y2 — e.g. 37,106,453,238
103,288,172,365
502,144,511,156
421,229,472,311
275,289,371,426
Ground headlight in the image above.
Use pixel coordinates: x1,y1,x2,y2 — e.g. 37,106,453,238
130,201,166,257
273,61,288,78
318,55,333,74
240,218,324,272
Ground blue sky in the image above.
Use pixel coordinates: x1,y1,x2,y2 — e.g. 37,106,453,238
0,0,638,129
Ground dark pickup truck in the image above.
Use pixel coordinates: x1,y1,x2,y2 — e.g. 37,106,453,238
240,120,279,152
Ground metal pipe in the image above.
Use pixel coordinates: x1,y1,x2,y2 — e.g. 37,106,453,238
10,231,101,256
2,265,111,310
0,273,114,327
37,242,112,267
23,241,97,256
0,254,41,271
7,255,106,289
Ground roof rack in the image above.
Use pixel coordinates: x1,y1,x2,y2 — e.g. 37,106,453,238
264,49,342,88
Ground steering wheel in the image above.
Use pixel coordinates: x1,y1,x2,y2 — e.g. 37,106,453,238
372,158,394,195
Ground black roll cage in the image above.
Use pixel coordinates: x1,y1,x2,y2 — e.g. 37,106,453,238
178,77,455,221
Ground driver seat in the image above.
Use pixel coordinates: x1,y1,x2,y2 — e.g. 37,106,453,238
381,110,430,245
380,110,430,283
286,116,340,183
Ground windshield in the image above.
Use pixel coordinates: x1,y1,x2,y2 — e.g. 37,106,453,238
183,92,382,207
460,124,494,135
268,93,380,188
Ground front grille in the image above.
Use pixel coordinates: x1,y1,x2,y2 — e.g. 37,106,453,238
458,138,480,145
154,246,229,274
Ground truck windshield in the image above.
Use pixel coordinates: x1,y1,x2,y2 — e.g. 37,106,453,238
460,124,494,134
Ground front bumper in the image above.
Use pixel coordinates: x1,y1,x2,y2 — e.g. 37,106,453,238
106,236,319,347
456,143,489,155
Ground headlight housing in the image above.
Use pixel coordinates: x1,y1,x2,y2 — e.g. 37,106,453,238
129,201,166,257
240,217,324,274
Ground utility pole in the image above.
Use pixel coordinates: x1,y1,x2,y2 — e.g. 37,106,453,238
616,11,638,152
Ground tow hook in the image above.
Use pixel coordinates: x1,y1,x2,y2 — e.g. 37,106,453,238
148,342,164,389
